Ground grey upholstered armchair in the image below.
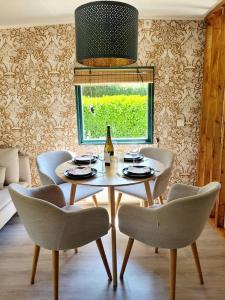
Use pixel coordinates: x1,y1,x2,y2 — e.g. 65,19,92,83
9,183,111,300
115,147,174,211
118,182,220,300
36,150,103,206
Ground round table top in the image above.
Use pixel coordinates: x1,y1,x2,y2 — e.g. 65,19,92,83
55,157,165,187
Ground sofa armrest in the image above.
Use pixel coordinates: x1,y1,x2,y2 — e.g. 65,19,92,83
19,154,31,186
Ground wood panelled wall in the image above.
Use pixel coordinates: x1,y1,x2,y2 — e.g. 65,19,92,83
198,3,225,227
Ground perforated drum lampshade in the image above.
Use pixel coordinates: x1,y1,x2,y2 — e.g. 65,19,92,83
75,1,138,67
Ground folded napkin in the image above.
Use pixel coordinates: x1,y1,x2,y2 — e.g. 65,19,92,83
124,152,141,159
68,166,92,176
127,166,150,174
74,155,93,161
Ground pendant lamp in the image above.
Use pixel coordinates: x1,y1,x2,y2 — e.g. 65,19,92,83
75,1,138,67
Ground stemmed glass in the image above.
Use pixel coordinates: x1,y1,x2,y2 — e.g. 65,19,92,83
86,151,93,170
129,145,140,166
95,145,105,174
113,140,118,155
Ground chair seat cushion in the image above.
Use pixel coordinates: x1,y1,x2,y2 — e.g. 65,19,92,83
58,183,103,202
115,181,155,200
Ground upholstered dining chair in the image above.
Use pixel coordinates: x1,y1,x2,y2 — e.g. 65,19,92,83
9,183,112,300
36,150,103,206
118,182,220,300
115,147,174,211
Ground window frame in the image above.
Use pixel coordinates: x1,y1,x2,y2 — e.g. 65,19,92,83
75,75,154,145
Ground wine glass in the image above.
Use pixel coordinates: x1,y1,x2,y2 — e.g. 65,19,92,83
95,145,105,174
113,140,118,155
86,151,93,169
117,149,124,174
129,145,140,166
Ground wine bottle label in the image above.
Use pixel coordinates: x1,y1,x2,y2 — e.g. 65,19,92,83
104,152,110,166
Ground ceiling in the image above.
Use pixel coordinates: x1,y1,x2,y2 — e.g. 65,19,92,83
0,0,220,28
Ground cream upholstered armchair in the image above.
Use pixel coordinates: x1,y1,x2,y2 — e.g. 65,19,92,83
115,147,174,211
36,150,103,206
118,182,220,300
9,183,111,300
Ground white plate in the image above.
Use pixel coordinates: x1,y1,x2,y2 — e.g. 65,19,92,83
127,166,151,174
67,166,92,176
74,155,93,161
124,152,141,159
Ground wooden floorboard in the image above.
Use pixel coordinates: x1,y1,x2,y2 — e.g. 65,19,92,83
0,201,225,300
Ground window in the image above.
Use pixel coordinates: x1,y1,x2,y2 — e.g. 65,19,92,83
75,67,154,144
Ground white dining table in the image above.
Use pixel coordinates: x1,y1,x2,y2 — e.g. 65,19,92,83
55,157,165,287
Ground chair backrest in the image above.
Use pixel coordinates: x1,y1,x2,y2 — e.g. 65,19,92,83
8,183,67,250
156,182,220,249
36,150,72,185
140,147,174,168
140,147,174,198
9,183,109,251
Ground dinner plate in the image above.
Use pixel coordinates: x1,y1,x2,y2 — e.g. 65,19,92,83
64,168,97,179
122,167,154,178
124,153,144,162
127,165,151,175
72,155,98,165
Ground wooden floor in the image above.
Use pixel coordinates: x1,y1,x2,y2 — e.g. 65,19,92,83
0,199,225,300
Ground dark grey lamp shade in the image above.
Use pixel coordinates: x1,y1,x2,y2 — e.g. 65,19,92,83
75,1,138,67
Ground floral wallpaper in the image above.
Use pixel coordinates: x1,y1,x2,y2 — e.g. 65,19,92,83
0,20,205,188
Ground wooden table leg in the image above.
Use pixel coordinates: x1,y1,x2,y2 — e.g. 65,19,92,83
69,184,77,205
144,181,153,206
108,186,117,288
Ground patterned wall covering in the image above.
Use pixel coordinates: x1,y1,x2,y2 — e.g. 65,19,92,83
0,20,205,187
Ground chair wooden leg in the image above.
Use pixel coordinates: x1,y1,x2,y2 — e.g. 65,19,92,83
191,242,204,284
159,195,164,204
143,200,149,208
120,237,134,279
96,238,112,281
155,247,159,253
144,181,153,206
92,195,98,207
169,249,177,300
74,248,78,254
52,250,59,300
115,192,123,214
30,245,40,284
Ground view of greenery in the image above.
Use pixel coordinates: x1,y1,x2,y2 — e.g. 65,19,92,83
82,85,147,97
82,84,148,139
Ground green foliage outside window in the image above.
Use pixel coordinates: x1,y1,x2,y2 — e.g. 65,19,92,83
82,95,148,139
82,85,147,97
75,82,154,144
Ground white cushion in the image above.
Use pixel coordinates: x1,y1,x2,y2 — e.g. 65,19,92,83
115,181,155,200
58,182,103,202
0,148,19,185
0,167,6,189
